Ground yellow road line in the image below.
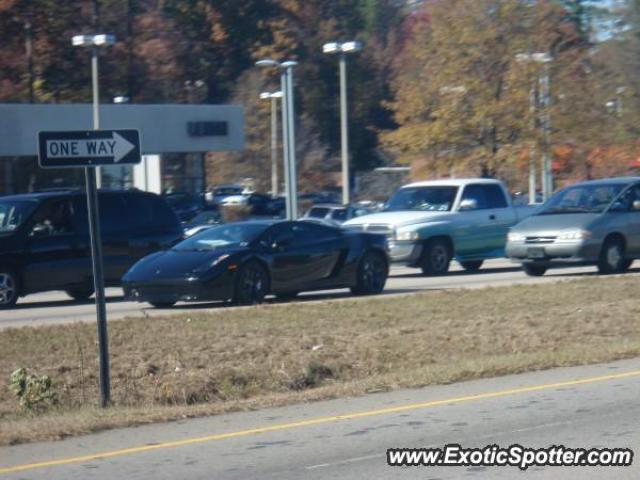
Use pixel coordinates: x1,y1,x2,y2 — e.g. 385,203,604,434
2,368,639,475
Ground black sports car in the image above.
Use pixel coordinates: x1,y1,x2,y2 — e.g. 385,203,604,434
122,220,389,307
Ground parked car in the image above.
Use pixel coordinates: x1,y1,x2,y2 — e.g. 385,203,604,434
163,192,203,222
122,220,389,307
183,210,223,237
205,184,246,205
218,192,274,215
506,177,640,276
0,190,183,308
343,178,536,275
302,203,374,227
299,191,340,205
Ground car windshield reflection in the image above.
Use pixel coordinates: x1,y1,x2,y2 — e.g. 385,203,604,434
384,186,458,212
173,223,270,251
538,183,627,215
0,200,38,232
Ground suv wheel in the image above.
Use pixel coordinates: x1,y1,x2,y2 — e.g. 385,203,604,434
522,263,547,277
598,237,627,274
0,270,19,309
421,239,451,276
66,286,95,302
351,251,388,295
233,261,269,305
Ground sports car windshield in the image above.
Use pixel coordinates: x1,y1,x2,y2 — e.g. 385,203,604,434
385,186,458,212
0,200,38,232
174,223,269,251
538,183,627,215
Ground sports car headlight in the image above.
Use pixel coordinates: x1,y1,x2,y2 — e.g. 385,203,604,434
507,231,525,242
395,230,419,241
558,230,592,240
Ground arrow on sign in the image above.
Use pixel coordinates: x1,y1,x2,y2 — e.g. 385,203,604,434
46,132,136,163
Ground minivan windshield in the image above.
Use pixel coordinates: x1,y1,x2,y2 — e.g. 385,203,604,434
0,200,38,232
539,183,627,215
173,223,269,251
384,186,458,212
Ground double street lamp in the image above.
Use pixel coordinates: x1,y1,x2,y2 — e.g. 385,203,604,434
516,52,553,203
256,59,298,219
71,32,116,408
322,41,362,205
260,91,283,198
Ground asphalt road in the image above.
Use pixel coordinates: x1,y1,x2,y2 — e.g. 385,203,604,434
2,259,639,330
2,359,638,479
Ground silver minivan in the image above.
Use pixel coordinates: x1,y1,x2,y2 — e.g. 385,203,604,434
506,177,640,276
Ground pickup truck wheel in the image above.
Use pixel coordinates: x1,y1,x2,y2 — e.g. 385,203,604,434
0,270,19,309
522,263,547,277
460,260,483,272
598,237,627,274
420,239,451,276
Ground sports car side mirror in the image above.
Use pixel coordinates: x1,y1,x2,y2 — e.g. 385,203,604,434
633,200,640,211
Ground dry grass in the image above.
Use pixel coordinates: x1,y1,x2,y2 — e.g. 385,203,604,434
2,276,640,445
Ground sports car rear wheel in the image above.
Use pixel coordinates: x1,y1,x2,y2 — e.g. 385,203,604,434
351,251,388,295
234,261,269,305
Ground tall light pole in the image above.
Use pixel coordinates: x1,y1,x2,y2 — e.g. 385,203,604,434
516,52,553,203
322,41,362,205
260,91,283,198
72,33,115,408
256,60,299,219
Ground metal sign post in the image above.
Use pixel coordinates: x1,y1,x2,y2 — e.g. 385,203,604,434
38,129,141,407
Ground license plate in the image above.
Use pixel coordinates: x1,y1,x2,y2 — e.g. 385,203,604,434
527,247,545,259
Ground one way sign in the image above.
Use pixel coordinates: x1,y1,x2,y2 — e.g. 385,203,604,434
38,130,141,168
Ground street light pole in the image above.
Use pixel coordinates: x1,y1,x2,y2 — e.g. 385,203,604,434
516,52,552,203
339,53,349,205
282,62,298,219
256,59,299,219
260,91,283,198
323,41,362,205
72,33,115,408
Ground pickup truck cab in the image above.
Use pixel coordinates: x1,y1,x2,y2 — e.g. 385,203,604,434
343,178,534,275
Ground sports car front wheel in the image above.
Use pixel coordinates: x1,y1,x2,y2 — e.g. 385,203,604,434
351,251,388,295
233,261,269,305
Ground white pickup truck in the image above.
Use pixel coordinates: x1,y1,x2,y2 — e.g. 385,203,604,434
344,178,535,275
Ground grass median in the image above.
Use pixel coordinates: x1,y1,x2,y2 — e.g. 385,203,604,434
2,275,640,446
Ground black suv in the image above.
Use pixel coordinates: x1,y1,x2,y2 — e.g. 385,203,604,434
0,190,183,308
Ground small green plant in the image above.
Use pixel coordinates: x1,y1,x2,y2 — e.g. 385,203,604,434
9,368,58,412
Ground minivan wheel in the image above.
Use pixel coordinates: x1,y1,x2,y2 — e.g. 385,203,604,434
460,260,483,272
0,270,19,309
522,263,547,277
421,239,451,276
598,237,627,274
233,261,269,305
351,251,388,295
66,286,95,302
